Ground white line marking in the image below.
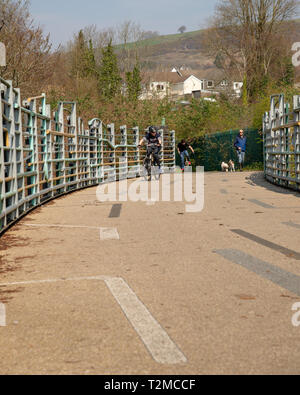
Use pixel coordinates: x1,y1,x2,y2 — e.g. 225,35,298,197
0,303,6,327
100,228,120,240
104,277,187,365
0,276,110,287
24,224,100,230
0,275,186,364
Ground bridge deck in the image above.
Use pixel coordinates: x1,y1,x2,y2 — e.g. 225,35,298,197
0,171,300,374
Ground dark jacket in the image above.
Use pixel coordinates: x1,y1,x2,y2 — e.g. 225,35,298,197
145,132,161,145
234,135,247,152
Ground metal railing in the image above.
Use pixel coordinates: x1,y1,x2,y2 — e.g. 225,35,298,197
0,76,176,234
263,94,300,191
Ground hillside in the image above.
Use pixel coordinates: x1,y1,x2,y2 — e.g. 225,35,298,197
119,20,300,79
130,29,210,71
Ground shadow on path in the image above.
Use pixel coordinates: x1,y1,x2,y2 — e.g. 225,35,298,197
246,172,300,197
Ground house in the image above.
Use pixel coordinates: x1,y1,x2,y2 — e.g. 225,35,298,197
139,71,181,99
199,75,243,99
232,82,243,97
139,71,205,100
139,69,243,100
207,79,243,98
172,75,205,97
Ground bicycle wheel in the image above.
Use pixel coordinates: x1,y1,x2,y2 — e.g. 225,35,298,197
143,157,151,181
154,166,161,180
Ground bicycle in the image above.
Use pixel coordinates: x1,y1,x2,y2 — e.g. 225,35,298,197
140,143,162,181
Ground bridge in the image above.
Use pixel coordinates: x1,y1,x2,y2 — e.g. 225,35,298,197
1,58,300,374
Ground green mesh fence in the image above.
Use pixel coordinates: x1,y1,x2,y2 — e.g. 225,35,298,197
177,128,263,171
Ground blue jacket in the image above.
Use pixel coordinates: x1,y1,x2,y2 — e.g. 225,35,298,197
234,136,247,152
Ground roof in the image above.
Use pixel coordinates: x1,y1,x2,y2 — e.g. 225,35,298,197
140,68,242,86
191,69,225,81
144,71,186,83
141,71,204,84
192,68,243,83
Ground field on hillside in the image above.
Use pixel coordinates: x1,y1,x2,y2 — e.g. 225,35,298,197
115,20,300,76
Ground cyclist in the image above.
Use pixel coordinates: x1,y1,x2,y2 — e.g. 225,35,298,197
139,126,162,178
177,139,194,171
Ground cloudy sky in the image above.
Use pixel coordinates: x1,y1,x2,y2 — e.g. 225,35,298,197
29,0,219,47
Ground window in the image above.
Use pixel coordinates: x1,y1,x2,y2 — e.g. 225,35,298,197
207,81,214,88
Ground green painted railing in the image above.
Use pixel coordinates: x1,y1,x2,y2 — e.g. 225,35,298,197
0,77,176,234
263,95,300,191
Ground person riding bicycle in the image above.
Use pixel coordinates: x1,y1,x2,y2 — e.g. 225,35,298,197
139,126,162,172
177,139,194,171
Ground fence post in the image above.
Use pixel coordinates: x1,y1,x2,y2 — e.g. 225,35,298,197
0,82,5,230
120,125,128,180
171,130,176,171
7,81,18,221
132,126,140,177
56,102,65,192
107,123,116,182
15,88,24,216
160,127,164,172
294,96,300,187
76,117,83,188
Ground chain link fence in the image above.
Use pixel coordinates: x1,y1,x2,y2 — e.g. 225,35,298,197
177,128,263,171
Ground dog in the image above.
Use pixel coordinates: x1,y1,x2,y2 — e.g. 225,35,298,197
221,162,229,172
229,160,235,172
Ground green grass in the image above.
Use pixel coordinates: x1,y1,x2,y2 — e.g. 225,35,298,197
114,29,204,51
243,162,264,171
115,18,300,52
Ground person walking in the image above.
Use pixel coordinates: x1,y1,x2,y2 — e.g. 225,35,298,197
234,130,247,171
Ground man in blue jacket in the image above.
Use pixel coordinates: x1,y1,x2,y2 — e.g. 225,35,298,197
234,130,247,171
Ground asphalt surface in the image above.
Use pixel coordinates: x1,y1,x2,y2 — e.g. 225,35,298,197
0,171,300,375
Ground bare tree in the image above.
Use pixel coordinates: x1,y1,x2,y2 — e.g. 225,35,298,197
117,20,146,72
0,18,5,32
204,0,299,97
0,0,55,95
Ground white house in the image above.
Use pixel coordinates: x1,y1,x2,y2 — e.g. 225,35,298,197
180,75,204,95
139,71,182,99
139,70,243,100
233,82,243,97
139,71,205,100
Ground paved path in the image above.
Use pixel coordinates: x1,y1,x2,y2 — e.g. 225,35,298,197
0,171,300,374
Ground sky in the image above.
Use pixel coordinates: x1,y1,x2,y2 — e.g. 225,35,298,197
29,0,219,47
